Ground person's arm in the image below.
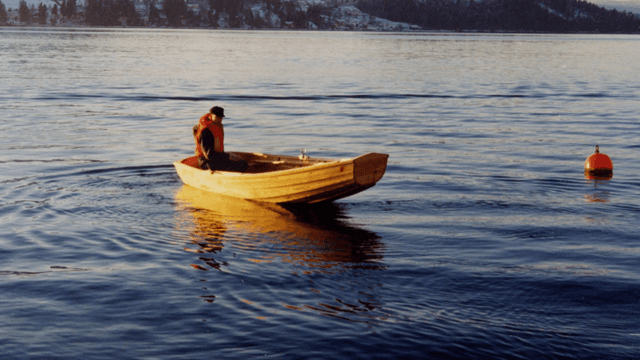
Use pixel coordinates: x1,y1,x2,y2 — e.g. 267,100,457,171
199,128,216,159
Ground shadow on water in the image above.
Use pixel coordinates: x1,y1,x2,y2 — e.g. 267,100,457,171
174,185,385,272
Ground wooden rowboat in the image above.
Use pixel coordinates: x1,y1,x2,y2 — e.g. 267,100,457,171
173,152,389,204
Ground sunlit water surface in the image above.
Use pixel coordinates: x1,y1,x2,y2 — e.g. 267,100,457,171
1,28,640,359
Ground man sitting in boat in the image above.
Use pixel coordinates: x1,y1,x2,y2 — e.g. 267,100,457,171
193,106,248,172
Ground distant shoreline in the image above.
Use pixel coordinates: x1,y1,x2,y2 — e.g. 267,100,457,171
3,1,639,35
1,24,632,36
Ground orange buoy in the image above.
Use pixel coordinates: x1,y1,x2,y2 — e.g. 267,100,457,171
584,145,613,179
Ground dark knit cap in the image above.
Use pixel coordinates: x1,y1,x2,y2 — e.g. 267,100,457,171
210,106,225,118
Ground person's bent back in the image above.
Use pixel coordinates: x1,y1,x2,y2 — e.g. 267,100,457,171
193,106,248,172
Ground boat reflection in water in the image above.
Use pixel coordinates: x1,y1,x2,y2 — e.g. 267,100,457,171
174,185,385,273
174,185,386,321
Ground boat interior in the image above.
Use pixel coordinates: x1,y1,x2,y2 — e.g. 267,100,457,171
181,152,332,174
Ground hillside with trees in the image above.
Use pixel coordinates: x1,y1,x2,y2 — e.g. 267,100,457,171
357,0,640,33
0,0,638,33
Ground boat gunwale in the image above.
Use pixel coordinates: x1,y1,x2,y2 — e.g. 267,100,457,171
174,152,356,179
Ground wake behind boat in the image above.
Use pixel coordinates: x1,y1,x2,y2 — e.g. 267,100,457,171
173,151,389,204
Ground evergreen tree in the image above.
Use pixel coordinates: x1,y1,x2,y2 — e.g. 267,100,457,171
282,0,295,21
209,0,223,17
163,0,186,26
307,4,324,28
149,1,160,24
50,4,57,25
19,0,31,23
60,0,67,18
243,7,256,28
0,0,8,25
37,2,47,24
85,0,111,25
103,0,121,25
116,0,141,26
61,0,77,18
227,0,243,27
291,9,306,28
265,0,283,17
67,0,76,17
84,0,99,25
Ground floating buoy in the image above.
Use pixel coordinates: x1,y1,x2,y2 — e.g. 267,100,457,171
584,145,613,180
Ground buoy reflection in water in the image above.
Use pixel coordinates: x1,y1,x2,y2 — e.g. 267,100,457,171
583,178,611,203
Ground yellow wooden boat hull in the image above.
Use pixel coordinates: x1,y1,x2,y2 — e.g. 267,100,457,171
173,152,389,204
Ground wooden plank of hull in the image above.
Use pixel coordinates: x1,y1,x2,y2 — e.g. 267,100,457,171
173,152,388,204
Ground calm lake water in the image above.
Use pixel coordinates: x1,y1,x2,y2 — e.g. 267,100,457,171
1,27,640,359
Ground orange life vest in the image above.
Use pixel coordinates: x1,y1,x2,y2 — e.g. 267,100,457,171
194,113,224,157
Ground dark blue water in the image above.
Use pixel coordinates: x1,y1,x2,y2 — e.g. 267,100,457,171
1,27,640,359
